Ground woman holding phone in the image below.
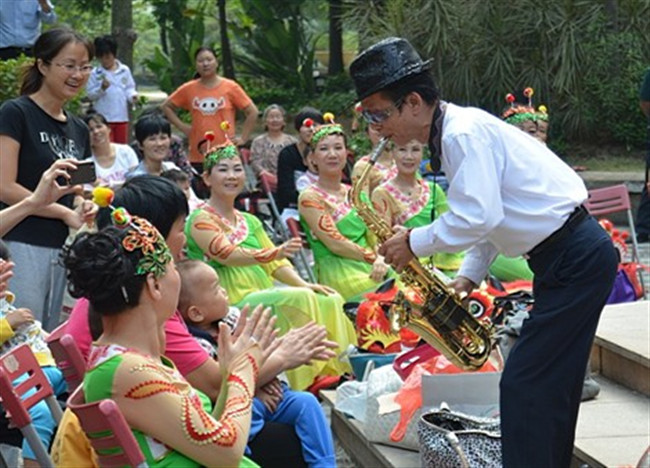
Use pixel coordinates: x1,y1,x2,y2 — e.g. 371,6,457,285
0,28,97,330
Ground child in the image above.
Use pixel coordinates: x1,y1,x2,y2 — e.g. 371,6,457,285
177,259,336,468
85,35,137,144
0,240,67,468
161,168,202,212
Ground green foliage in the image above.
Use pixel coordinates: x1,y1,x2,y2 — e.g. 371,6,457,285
144,0,211,93
347,131,372,160
580,31,647,148
234,0,318,97
344,0,650,149
0,55,83,114
0,56,28,103
50,0,110,40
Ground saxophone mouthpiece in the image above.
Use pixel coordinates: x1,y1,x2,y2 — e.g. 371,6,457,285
369,137,389,164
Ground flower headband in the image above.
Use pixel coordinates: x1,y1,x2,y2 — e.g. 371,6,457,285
307,112,345,146
502,87,548,123
92,187,173,279
203,122,239,173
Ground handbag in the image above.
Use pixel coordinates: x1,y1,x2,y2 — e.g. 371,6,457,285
362,365,421,451
418,405,502,468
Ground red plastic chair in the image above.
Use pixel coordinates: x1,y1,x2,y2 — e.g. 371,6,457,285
46,321,87,391
260,171,278,194
0,344,64,468
67,385,148,468
584,184,645,297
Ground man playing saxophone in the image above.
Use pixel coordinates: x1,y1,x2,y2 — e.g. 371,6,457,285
349,37,617,468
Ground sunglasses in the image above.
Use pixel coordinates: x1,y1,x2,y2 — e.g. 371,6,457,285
361,98,404,124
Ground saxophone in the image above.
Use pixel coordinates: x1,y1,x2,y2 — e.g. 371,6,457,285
348,138,492,371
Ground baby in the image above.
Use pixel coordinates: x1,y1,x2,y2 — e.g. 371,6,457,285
0,240,67,467
176,259,337,468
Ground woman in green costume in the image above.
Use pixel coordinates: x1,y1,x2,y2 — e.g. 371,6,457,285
63,207,270,468
372,139,533,282
185,137,355,391
299,116,392,302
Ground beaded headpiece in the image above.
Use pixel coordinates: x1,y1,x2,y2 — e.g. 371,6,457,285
203,122,239,173
92,187,173,279
502,87,548,124
308,112,345,146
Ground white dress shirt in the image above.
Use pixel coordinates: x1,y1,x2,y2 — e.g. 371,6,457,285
409,103,587,284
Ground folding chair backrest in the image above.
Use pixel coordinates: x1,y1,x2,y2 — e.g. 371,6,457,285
67,386,148,468
584,184,632,215
239,147,251,165
585,184,645,298
0,344,62,468
0,344,62,420
46,327,87,391
259,171,278,195
285,217,318,283
286,218,310,249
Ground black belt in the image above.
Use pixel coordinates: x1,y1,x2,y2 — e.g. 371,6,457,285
526,205,589,259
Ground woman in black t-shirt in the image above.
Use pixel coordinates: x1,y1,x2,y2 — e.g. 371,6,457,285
275,107,324,218
0,28,96,332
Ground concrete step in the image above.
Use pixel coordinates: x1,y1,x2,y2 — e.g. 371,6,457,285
321,390,419,468
573,300,650,467
590,301,650,396
574,377,650,468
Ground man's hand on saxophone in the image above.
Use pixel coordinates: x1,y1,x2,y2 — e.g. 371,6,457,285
378,225,415,273
447,276,478,300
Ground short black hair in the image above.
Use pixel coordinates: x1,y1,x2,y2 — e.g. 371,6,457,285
0,240,10,261
93,35,117,57
96,176,188,238
134,112,171,145
63,227,147,316
83,112,108,127
379,70,439,106
294,107,324,132
161,168,190,184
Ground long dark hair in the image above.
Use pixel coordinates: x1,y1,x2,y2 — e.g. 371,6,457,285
20,28,94,96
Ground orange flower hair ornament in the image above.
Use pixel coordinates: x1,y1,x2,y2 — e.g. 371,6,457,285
309,112,345,146
203,123,239,173
92,187,173,278
502,87,548,124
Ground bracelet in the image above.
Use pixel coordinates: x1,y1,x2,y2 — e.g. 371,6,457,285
405,228,416,257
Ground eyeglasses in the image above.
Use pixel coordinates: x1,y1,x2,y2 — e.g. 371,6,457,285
361,98,404,124
51,62,93,75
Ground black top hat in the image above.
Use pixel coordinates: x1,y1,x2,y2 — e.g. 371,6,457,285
350,37,433,100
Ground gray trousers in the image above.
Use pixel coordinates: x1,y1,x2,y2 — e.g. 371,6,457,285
3,240,66,331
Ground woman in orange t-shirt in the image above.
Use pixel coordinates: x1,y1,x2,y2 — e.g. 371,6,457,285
162,47,258,169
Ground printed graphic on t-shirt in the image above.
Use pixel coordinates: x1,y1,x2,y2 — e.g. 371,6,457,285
40,132,83,159
192,96,225,115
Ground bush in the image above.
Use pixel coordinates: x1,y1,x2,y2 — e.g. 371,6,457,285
0,55,84,114
0,56,30,103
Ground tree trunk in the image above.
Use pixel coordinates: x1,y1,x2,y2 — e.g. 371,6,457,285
218,0,235,79
111,0,136,70
328,0,344,75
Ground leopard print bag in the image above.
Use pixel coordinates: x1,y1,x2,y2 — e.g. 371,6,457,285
418,406,502,468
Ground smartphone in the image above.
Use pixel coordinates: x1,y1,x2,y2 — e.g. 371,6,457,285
67,160,97,186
